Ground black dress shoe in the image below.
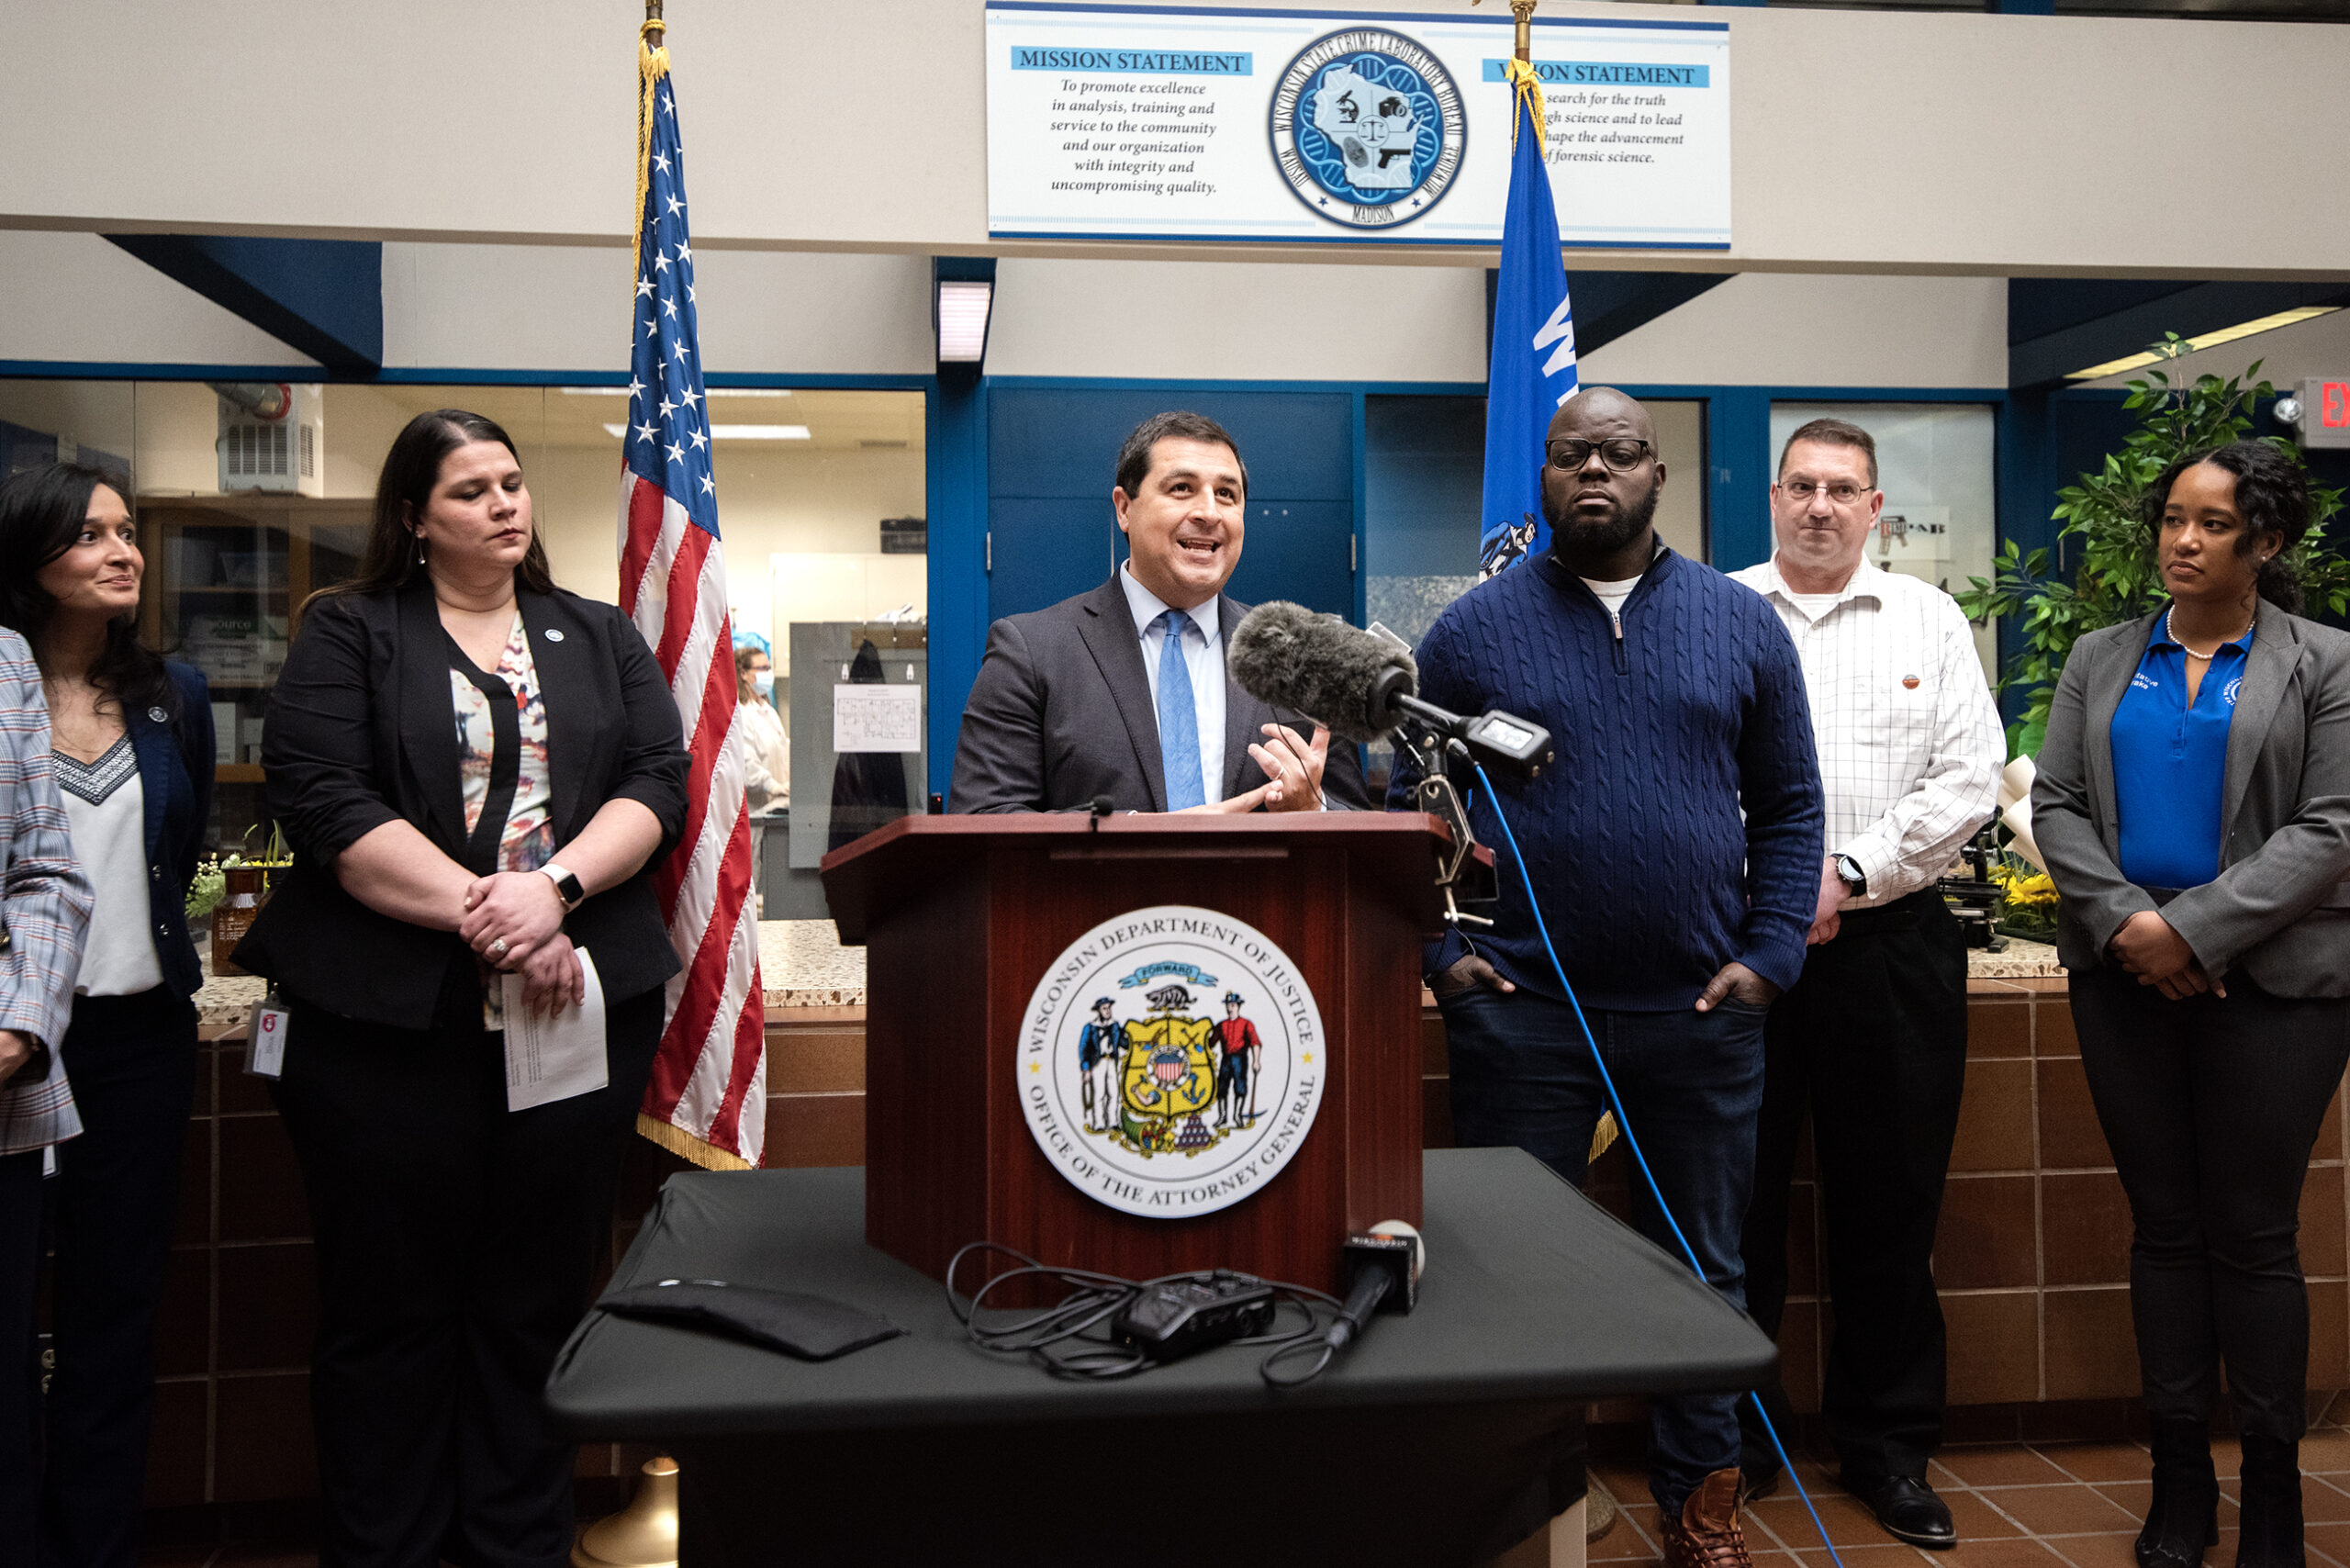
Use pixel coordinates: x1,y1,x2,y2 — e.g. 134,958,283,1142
1844,1473,1957,1550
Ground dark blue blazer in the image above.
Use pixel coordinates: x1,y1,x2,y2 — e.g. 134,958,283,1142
122,661,214,998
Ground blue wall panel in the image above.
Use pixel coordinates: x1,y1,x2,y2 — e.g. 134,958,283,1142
989,496,1122,623
985,385,1358,623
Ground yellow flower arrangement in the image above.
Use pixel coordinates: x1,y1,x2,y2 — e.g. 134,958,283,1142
1991,864,2058,911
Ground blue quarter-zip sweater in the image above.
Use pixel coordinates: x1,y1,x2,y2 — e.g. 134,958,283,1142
1387,545,1824,1011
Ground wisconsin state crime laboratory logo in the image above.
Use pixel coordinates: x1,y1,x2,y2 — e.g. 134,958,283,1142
1019,906,1326,1219
1270,28,1465,230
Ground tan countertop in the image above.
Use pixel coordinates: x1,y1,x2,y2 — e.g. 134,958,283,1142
195,919,873,1029
195,922,2064,1029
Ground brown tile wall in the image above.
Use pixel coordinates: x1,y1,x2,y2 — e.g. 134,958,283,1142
1561,980,2350,1440
151,980,2350,1517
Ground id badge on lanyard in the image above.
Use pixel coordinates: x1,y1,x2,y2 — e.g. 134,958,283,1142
245,988,291,1079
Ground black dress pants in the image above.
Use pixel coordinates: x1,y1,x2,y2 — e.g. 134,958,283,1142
2072,965,2350,1443
0,987,200,1568
270,985,664,1568
1739,890,1968,1485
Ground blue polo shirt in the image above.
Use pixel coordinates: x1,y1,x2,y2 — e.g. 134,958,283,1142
2111,620,2254,890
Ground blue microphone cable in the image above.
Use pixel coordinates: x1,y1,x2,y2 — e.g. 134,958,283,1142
1467,760,1846,1568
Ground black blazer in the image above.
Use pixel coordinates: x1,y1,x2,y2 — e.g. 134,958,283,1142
948,577,1371,814
238,578,689,1029
126,660,214,997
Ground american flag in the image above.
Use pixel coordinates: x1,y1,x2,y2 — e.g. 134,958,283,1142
617,37,765,1170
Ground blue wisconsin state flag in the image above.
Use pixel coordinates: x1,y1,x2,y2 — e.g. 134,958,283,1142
1478,62,1576,578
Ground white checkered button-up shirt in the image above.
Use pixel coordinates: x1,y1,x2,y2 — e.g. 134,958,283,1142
1730,557,2004,910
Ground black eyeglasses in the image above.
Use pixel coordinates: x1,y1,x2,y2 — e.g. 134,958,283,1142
1778,478,1874,507
1546,438,1654,473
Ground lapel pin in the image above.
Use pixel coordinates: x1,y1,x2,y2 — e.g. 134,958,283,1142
544,628,565,643
1901,675,1920,689
148,706,168,722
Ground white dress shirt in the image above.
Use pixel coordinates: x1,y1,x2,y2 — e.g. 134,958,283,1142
1730,556,2004,909
1120,562,1229,805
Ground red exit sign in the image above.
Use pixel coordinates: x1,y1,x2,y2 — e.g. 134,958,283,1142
2308,378,2350,449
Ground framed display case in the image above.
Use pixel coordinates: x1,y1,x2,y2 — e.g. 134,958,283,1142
137,494,369,846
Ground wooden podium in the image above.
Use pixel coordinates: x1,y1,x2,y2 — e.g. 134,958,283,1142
821,813,1449,1294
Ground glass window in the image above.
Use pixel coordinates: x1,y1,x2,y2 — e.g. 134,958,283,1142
1768,400,1998,678
0,377,927,920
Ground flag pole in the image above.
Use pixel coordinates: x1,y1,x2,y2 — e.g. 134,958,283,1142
1514,0,1535,63
579,17,689,1567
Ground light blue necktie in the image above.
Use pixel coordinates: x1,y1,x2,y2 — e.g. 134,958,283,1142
1154,610,1206,810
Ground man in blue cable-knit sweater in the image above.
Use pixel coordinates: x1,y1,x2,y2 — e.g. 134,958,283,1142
1389,387,1822,1568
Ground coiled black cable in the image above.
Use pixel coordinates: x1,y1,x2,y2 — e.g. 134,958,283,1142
943,1241,1348,1386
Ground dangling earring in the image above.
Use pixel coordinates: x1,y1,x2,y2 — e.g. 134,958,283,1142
414,531,427,566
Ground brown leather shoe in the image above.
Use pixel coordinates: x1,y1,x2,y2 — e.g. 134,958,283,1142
1661,1469,1756,1568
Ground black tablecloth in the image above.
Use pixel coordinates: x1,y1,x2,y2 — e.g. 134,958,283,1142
547,1148,1775,1566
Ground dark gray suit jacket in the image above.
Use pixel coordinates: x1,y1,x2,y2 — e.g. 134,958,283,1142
2032,599,2350,995
948,577,1371,814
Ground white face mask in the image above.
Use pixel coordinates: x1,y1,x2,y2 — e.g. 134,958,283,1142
751,669,775,698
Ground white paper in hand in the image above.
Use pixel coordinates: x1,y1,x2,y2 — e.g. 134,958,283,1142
502,948,609,1113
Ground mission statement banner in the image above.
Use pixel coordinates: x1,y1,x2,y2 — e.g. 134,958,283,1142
984,2,1730,250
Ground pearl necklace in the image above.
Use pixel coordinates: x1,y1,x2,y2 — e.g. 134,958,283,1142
2168,605,2251,663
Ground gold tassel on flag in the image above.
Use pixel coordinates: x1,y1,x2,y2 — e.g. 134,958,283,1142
634,13,671,285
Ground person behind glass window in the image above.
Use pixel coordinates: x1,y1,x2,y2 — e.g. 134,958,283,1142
733,640,789,813
2033,441,2350,1568
0,463,208,1568
234,410,688,1568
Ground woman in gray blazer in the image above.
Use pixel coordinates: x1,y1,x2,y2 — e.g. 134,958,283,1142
2035,440,2350,1568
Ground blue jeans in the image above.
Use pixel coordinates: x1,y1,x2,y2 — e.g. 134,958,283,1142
1438,983,1768,1515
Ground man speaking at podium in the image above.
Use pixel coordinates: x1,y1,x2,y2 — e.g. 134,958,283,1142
950,411,1369,814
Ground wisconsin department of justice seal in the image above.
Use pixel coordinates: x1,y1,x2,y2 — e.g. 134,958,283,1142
1269,28,1465,230
1017,905,1326,1219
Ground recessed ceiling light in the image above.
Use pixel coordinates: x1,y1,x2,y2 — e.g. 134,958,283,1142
601,423,811,441
2067,307,2342,381
567,385,793,398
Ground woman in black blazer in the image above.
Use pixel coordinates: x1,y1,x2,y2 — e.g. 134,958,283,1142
238,410,687,1568
0,462,213,1568
2034,442,2350,1568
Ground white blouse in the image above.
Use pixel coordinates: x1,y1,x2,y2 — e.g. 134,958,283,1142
54,737,164,998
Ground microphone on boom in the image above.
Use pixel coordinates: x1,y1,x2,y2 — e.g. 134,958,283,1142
1226,601,1555,779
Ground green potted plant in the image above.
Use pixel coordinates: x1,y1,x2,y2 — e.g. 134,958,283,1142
1955,341,2350,758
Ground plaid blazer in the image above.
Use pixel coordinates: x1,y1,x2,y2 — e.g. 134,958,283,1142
0,629,93,1155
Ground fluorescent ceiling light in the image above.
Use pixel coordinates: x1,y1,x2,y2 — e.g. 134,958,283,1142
602,423,811,440
565,386,792,398
937,280,993,363
2066,307,2343,381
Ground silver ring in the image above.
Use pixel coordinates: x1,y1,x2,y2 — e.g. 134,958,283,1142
488,937,509,958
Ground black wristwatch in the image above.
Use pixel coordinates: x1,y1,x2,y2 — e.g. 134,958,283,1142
540,862,587,913
1834,854,1868,899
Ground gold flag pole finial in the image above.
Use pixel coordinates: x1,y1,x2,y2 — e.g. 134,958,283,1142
1470,0,1538,63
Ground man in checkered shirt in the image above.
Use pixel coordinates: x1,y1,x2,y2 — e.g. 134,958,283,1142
1730,419,2002,1550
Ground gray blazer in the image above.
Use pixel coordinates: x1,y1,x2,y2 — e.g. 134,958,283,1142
949,577,1370,814
2032,599,2350,995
